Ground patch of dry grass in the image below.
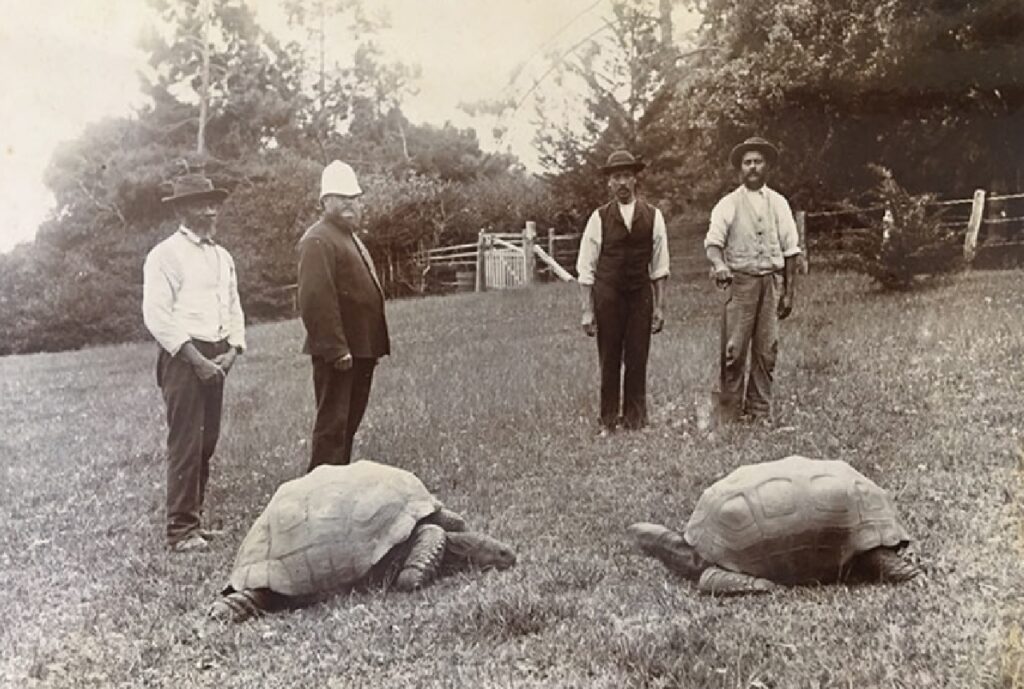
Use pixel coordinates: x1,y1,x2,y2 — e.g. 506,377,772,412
2,270,1022,688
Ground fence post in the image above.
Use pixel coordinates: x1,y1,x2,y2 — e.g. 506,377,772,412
475,229,487,292
795,210,809,274
523,221,536,286
963,189,987,264
548,227,555,263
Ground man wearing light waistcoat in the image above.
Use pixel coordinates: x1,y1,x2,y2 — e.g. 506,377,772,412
705,136,801,423
577,150,670,434
143,172,245,552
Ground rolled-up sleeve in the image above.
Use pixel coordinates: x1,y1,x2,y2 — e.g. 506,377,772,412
649,208,670,280
142,249,190,356
773,193,802,257
575,210,603,286
225,253,247,351
704,195,734,250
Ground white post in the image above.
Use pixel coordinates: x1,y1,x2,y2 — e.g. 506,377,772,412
964,189,986,264
475,229,487,292
523,221,536,286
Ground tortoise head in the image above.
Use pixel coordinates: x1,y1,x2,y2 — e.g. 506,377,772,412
444,531,517,571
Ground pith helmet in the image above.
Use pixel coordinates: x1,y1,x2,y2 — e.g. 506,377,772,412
320,160,363,201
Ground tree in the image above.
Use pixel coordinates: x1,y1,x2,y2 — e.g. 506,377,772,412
531,0,694,219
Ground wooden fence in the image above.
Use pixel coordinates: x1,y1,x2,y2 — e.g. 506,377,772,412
416,222,579,292
797,189,1024,271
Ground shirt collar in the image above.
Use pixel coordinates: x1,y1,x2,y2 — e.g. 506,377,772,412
179,225,216,246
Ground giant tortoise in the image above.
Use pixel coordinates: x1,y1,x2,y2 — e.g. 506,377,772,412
209,461,516,621
628,455,921,594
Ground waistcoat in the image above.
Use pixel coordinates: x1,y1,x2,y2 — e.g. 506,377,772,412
595,200,654,290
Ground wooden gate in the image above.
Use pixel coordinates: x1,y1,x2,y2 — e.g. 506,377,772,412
484,247,526,289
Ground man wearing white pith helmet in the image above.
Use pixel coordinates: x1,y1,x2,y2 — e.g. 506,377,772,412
297,161,389,471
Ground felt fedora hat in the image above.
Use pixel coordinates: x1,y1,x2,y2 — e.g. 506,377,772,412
161,173,229,205
729,136,779,169
600,150,646,174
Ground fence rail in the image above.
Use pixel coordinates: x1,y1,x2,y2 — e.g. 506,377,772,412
410,183,1024,293
798,185,1024,269
416,222,580,292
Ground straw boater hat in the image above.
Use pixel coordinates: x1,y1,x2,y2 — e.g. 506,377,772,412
600,150,646,175
161,173,229,205
729,137,779,169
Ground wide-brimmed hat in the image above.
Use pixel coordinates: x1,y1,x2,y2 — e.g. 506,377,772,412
320,160,363,201
600,150,646,175
729,137,779,169
161,173,229,205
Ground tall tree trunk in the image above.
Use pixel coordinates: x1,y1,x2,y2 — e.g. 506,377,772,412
659,0,673,47
197,0,212,156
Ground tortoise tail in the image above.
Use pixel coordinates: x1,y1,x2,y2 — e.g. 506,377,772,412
394,524,447,592
208,588,274,622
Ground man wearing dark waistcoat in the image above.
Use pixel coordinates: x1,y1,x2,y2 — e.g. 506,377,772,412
298,160,390,471
705,136,801,422
143,172,245,552
576,150,670,433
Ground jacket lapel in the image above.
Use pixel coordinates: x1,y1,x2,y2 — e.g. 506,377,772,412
352,233,384,296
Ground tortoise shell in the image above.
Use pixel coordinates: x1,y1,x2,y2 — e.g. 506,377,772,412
684,455,910,583
228,461,441,596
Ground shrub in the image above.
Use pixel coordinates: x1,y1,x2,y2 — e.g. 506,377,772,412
851,165,963,290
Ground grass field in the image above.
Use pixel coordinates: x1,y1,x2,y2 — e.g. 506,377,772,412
2,270,1023,688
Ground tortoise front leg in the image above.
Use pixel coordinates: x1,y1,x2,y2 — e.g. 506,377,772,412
627,522,707,581
208,588,277,622
857,548,921,583
427,507,468,532
394,523,447,591
698,566,777,595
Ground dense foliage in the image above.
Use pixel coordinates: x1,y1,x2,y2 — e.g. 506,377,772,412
2,0,1022,353
535,0,1024,211
0,0,554,354
850,166,964,290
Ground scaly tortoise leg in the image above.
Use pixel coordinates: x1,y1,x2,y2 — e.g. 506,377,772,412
627,522,707,580
427,508,468,532
698,566,777,595
208,588,276,622
394,523,447,591
858,548,921,583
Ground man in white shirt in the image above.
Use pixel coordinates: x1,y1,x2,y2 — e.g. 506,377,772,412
704,136,801,423
576,150,670,433
142,172,246,552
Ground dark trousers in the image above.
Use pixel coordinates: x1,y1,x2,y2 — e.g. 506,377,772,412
157,339,229,545
309,356,377,471
594,282,653,429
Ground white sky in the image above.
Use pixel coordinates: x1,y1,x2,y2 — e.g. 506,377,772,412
0,0,663,253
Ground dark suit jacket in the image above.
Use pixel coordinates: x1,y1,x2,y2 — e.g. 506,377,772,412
297,218,390,361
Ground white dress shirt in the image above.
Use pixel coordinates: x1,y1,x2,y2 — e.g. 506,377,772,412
575,200,671,286
142,226,246,356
